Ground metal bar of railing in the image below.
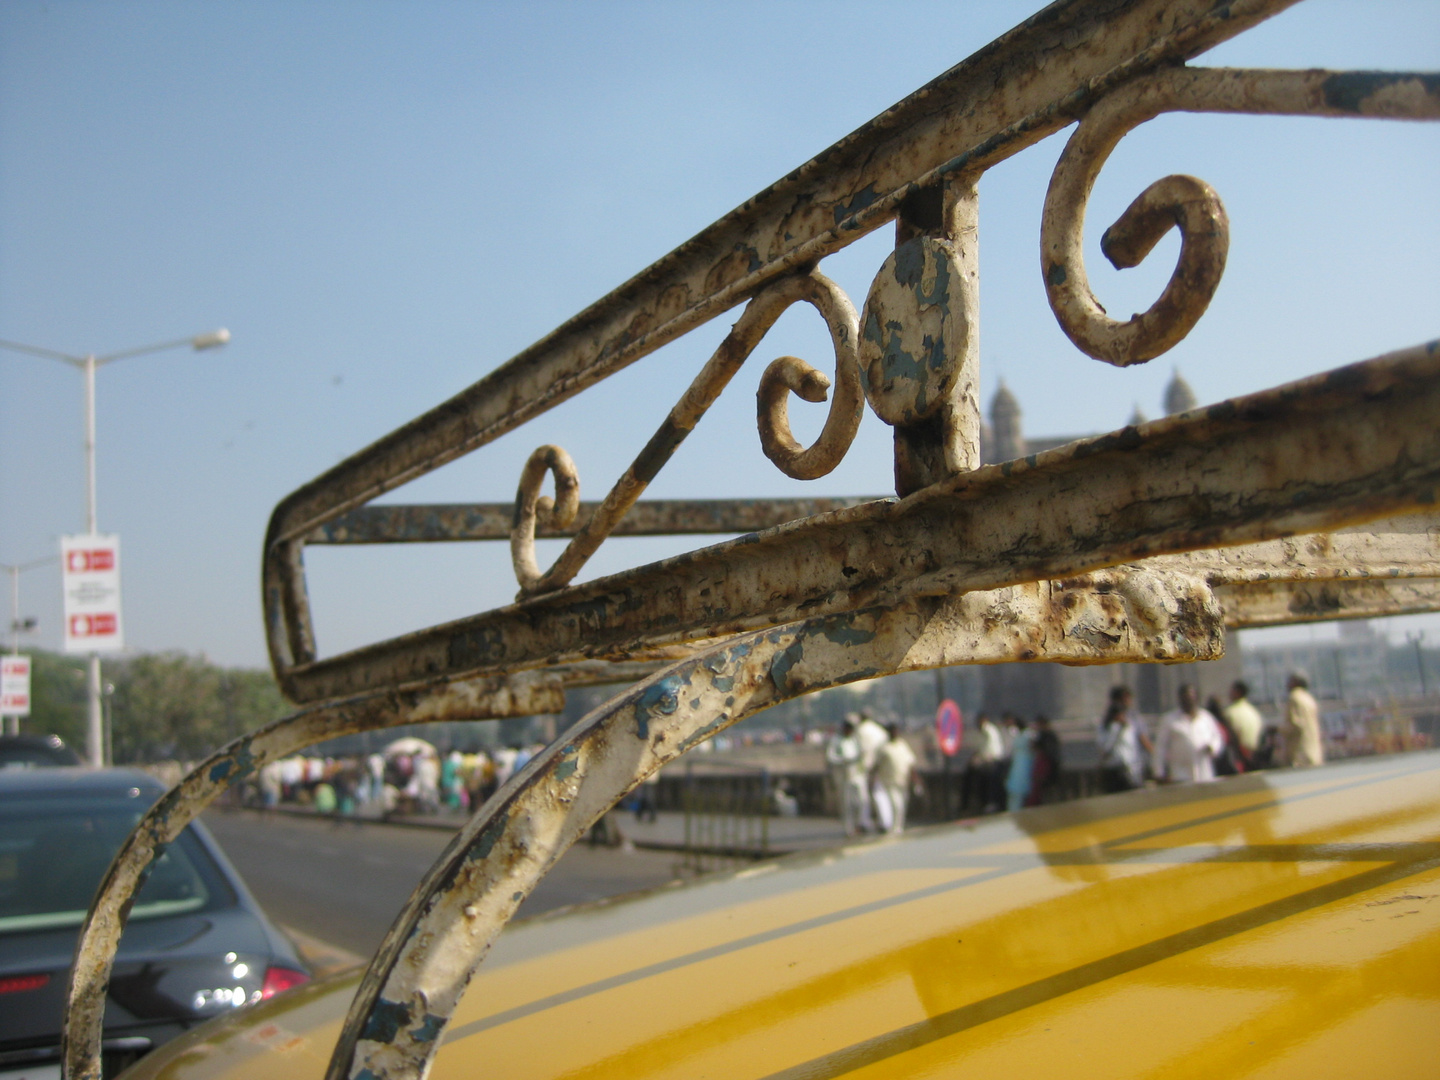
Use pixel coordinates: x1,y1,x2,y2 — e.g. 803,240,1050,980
279,344,1440,703
262,0,1301,686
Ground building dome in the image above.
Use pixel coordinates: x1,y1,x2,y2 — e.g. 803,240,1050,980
987,381,1025,463
990,381,1020,421
1163,370,1197,415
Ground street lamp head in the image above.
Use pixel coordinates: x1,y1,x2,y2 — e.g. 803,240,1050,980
192,328,231,351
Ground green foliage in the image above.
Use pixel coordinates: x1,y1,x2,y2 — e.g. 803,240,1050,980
17,649,290,763
28,651,89,751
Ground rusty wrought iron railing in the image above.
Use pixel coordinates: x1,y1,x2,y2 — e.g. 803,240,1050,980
64,1,1439,1078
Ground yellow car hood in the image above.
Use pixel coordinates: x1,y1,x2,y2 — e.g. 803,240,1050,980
127,752,1440,1080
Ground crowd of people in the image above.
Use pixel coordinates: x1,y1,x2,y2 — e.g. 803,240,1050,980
246,675,1326,829
960,674,1325,815
961,712,1063,813
252,739,551,818
824,710,919,836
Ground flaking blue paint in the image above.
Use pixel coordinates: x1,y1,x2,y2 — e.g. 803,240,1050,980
769,641,805,693
832,184,880,226
634,676,682,740
362,998,412,1043
467,818,507,863
822,623,876,647
1322,71,1440,113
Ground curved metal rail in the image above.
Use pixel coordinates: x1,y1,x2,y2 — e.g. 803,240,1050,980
325,566,1228,1080
60,671,563,1080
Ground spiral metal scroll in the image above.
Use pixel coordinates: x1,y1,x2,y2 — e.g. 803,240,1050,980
509,444,580,593
1042,75,1229,366
509,271,861,597
1043,65,1440,367
755,274,862,479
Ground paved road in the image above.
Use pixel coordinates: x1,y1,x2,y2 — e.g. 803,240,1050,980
201,808,685,960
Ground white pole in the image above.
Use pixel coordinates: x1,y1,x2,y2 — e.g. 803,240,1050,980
84,354,97,535
5,567,16,737
7,567,17,655
0,332,228,765
83,353,105,768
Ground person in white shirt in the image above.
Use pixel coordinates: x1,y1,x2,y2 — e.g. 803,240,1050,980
855,710,889,832
1097,687,1147,793
965,713,1006,813
825,718,867,837
875,724,919,833
1153,684,1225,783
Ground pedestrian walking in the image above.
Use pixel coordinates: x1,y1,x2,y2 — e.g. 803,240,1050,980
1223,680,1264,761
1005,719,1033,812
1153,685,1225,783
1097,691,1146,793
875,724,918,833
965,713,1006,813
1026,715,1062,806
855,710,889,833
825,718,867,837
1283,671,1325,767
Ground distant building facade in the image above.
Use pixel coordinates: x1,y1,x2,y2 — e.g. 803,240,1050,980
1242,620,1392,705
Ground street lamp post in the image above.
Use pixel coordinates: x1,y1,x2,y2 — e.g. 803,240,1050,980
1408,631,1429,698
0,329,230,765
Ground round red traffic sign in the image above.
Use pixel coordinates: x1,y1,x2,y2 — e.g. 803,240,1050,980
936,699,963,756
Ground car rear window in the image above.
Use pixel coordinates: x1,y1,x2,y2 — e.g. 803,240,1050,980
0,798,223,933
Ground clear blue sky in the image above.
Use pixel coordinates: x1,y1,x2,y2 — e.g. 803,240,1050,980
2,0,1437,671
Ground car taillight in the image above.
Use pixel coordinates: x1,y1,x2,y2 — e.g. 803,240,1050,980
0,973,50,994
260,965,310,999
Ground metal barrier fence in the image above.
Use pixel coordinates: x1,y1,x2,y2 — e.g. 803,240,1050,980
62,3,1440,1078
679,764,772,873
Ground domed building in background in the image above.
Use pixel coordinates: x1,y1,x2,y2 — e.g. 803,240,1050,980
1164,369,1198,415
981,369,1198,465
986,380,1025,463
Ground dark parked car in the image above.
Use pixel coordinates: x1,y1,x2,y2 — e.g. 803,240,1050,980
0,735,81,770
0,768,308,1078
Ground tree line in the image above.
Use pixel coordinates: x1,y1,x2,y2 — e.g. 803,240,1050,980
21,650,291,763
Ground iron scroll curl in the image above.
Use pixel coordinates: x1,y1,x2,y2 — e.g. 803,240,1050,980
1041,71,1231,366
1042,66,1440,367
755,274,863,480
510,270,863,596
509,444,581,594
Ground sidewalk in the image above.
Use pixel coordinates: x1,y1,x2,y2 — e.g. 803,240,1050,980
257,802,851,857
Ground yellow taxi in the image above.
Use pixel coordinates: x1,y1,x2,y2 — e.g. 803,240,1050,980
122,752,1440,1079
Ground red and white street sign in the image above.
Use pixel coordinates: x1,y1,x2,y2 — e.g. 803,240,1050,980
0,655,30,717
62,534,124,654
935,698,963,757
